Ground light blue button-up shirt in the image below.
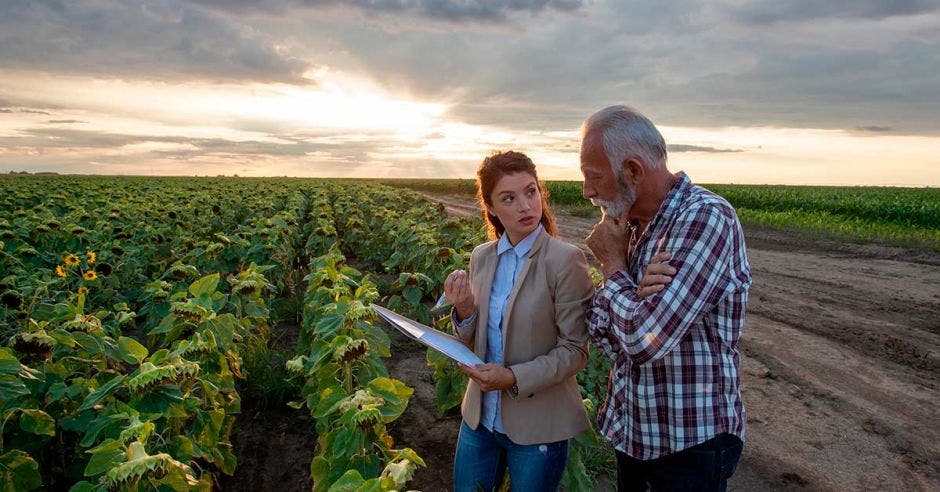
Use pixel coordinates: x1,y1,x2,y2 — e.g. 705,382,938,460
457,224,543,433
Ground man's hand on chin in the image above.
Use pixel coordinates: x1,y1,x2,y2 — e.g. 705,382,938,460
586,210,630,279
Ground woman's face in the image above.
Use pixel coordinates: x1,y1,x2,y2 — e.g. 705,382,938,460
487,172,543,245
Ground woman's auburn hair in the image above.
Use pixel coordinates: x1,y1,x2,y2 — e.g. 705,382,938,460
475,150,557,240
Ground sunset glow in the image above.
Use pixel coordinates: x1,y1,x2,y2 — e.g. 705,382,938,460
1,1,937,185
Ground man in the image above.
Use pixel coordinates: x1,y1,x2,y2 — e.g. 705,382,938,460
580,105,752,491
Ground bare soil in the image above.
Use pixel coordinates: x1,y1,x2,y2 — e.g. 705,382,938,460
218,322,317,492
393,191,940,492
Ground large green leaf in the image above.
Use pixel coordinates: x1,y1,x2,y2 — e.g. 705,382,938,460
148,313,177,335
0,450,42,491
29,303,56,322
203,314,238,348
0,377,31,401
19,409,55,436
67,481,102,492
366,377,413,422
402,286,423,307
49,329,76,348
116,337,148,365
434,370,466,414
315,313,344,339
77,375,125,412
312,386,348,419
134,385,184,416
83,439,124,477
310,455,330,484
328,428,364,459
188,273,219,297
0,348,20,375
325,470,382,492
71,332,103,356
355,321,390,358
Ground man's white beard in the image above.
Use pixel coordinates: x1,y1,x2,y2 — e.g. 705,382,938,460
592,180,636,219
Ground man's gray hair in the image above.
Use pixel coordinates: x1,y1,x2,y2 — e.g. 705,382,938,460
582,105,667,178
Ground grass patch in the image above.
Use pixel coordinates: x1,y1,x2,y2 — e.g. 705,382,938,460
386,179,940,252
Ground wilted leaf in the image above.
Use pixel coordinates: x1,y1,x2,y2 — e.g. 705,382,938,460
19,409,55,437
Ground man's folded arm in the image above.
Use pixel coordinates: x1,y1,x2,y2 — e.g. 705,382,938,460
597,205,741,365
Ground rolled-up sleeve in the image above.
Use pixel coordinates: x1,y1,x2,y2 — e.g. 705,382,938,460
451,309,477,347
587,271,635,361
588,205,739,366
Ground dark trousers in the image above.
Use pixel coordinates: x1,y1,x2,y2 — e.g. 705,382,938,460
616,434,743,492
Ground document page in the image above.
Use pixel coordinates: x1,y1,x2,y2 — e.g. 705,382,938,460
371,303,484,366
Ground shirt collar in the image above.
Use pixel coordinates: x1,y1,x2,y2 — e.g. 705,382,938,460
497,223,544,257
648,171,692,229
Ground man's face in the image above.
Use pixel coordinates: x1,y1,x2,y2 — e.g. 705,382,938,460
580,135,637,218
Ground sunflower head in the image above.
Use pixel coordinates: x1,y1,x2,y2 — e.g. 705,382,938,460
64,254,80,267
86,251,96,264
83,270,97,281
78,286,89,296
1,290,23,309
55,265,67,278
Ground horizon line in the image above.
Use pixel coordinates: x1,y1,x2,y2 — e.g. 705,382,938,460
2,171,936,189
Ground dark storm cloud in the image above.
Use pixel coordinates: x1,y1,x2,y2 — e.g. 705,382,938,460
2,0,939,141
283,0,938,134
0,0,310,82
855,126,895,133
192,0,586,22
725,0,940,25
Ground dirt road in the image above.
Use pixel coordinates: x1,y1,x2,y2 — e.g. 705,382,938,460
387,192,940,491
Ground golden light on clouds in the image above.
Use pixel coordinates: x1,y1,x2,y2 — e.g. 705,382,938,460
1,69,938,185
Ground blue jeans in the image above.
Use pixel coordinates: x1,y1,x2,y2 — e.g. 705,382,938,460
615,433,744,492
454,420,569,492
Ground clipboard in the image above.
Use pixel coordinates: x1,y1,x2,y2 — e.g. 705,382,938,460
370,303,483,366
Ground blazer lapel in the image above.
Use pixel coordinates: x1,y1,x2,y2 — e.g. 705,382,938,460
475,245,498,357
501,230,549,333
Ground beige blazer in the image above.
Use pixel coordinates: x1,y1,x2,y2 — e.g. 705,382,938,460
455,229,594,445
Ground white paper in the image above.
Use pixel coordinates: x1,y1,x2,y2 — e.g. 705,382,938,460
370,303,483,366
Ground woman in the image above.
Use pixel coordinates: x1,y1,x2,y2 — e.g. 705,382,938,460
443,151,595,492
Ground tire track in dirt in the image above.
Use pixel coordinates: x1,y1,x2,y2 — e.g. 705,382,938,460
398,191,940,491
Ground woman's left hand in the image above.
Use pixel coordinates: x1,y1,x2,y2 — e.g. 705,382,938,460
460,364,516,392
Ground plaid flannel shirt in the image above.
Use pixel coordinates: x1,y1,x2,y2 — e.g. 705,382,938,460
587,172,751,460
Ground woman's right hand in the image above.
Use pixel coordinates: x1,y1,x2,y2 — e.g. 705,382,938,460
444,269,476,321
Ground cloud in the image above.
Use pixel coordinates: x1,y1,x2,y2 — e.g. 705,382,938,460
4,0,938,136
250,0,937,135
724,0,939,25
47,119,85,124
0,106,52,115
668,144,742,153
0,0,311,83
0,126,415,165
854,125,894,133
193,0,587,22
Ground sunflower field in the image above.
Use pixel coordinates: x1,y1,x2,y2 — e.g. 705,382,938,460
0,175,612,491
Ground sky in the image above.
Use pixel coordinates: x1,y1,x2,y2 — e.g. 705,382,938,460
1,0,939,186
